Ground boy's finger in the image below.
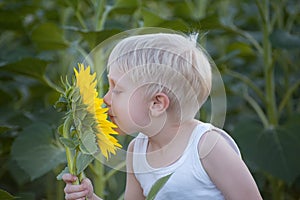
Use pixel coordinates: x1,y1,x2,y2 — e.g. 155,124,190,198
62,173,77,183
64,183,85,193
65,190,88,200
81,178,91,187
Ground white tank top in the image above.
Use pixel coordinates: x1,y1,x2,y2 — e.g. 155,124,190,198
133,122,241,199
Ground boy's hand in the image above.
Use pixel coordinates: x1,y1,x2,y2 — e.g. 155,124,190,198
62,173,94,200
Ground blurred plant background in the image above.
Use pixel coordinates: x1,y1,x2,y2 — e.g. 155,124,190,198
0,0,299,199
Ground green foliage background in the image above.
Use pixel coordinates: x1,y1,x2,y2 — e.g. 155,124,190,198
0,0,299,199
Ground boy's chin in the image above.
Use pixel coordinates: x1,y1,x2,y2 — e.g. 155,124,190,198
114,126,138,136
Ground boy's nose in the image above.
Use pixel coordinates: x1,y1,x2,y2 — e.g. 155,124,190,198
103,91,111,106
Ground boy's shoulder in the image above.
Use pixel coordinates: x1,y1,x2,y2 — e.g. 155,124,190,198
197,126,241,160
198,130,221,159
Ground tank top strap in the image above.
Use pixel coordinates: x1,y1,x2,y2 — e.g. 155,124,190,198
133,133,148,154
189,122,214,145
133,133,152,174
190,122,241,157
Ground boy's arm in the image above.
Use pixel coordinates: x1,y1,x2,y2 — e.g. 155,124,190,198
124,139,146,200
199,131,263,200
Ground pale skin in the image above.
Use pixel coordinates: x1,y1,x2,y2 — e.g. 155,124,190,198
62,66,263,200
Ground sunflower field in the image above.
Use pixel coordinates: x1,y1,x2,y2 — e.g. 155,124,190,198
0,0,300,199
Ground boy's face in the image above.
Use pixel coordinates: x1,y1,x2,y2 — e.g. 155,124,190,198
103,67,151,135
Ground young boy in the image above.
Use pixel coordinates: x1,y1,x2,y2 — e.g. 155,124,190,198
63,33,263,200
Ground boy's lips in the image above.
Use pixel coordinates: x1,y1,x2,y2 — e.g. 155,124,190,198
108,112,114,117
107,111,117,122
108,114,116,121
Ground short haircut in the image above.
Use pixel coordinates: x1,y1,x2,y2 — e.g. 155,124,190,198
107,33,212,121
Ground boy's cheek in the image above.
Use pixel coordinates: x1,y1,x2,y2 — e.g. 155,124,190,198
129,110,150,128
128,90,150,128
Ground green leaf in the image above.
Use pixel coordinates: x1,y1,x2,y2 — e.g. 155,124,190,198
191,15,224,30
7,159,30,186
31,22,69,50
0,125,12,134
270,29,300,49
82,29,122,49
141,9,188,31
114,0,138,8
107,0,139,17
76,153,94,175
233,115,300,184
146,173,172,200
0,188,15,200
160,19,189,32
142,9,165,27
15,192,35,200
0,10,22,31
0,58,48,81
56,166,70,180
226,42,254,57
11,123,66,181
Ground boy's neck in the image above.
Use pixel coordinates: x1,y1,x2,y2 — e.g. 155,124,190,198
146,119,198,151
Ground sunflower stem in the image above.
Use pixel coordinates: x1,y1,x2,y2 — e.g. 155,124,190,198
63,114,79,185
94,159,105,198
63,115,73,171
72,148,80,185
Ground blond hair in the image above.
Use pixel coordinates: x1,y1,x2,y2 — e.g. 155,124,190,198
107,33,212,121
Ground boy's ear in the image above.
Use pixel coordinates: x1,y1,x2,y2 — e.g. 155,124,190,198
149,92,170,117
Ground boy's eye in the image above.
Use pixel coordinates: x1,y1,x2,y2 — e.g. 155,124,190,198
112,89,121,94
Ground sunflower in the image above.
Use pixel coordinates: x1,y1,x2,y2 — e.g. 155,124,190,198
74,63,122,159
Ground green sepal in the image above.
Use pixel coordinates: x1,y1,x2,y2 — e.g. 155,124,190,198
146,173,173,200
63,77,75,96
57,124,64,136
59,137,79,149
54,96,69,112
70,128,78,137
63,114,73,137
69,87,81,102
73,117,82,132
60,76,68,90
79,130,98,155
73,105,88,121
56,166,70,180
